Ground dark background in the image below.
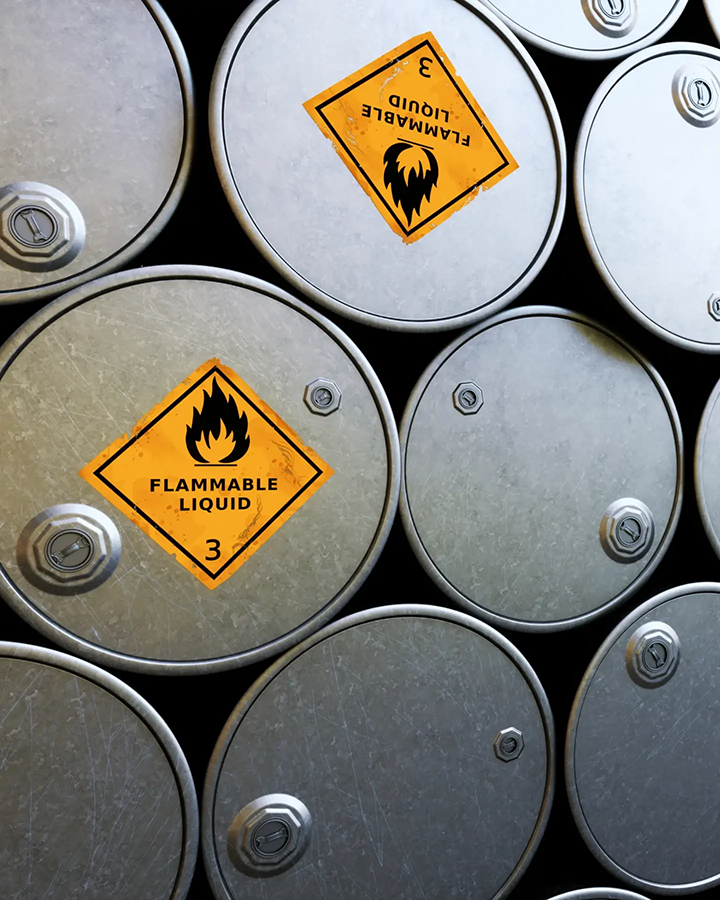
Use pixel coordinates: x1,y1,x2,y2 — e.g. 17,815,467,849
2,2,720,898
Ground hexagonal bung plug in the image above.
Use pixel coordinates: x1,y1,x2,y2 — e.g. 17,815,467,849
494,727,524,762
0,182,85,271
708,293,720,321
304,378,342,416
16,503,121,595
452,382,484,415
673,65,720,128
228,794,313,877
582,0,637,37
599,498,654,564
626,621,680,688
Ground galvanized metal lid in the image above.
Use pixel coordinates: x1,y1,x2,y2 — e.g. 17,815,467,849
694,377,720,558
705,0,720,42
0,266,399,674
567,583,720,893
210,0,565,332
476,0,688,61
577,43,720,353
203,605,554,899
401,306,683,631
0,0,193,306
0,641,198,899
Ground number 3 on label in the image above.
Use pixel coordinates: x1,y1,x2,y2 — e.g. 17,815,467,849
205,539,221,561
419,57,433,78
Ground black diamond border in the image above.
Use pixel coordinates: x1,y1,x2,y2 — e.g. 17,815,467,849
315,38,510,237
93,365,324,580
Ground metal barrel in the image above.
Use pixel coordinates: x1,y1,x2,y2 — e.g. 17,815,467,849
0,0,194,306
576,43,720,352
695,377,720,560
545,892,651,900
209,0,565,332
202,605,554,900
0,266,399,674
566,583,720,893
0,641,198,899
474,0,688,60
401,306,683,631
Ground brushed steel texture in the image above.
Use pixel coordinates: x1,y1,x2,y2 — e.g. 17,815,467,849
203,604,554,900
576,43,720,352
401,306,683,631
476,0,686,60
567,583,720,893
210,0,566,332
0,266,399,674
0,641,198,899
0,0,194,305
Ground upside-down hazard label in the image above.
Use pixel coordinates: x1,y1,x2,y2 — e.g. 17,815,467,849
304,32,518,243
79,359,333,589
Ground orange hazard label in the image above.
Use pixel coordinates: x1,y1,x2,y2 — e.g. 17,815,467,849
304,32,518,243
80,359,333,589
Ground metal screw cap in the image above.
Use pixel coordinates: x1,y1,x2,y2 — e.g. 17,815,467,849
599,498,655,564
626,621,680,687
16,504,122,595
304,378,342,415
227,794,312,876
452,382,484,415
0,182,85,271
673,65,720,128
708,293,720,321
494,727,524,762
583,0,637,37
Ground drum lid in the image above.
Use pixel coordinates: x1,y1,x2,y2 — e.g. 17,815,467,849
0,267,398,673
567,584,720,892
577,44,720,352
203,605,554,900
476,0,688,60
0,0,193,305
401,307,682,630
0,642,197,900
211,0,565,331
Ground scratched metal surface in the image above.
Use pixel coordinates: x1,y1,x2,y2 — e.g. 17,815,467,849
204,607,553,900
0,0,192,305
576,45,720,353
211,0,564,331
567,585,720,892
0,268,397,673
0,642,197,899
401,308,682,631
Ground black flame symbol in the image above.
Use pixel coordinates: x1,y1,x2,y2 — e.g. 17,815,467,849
383,141,439,226
186,379,250,464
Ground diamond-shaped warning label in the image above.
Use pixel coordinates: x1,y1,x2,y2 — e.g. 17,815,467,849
80,359,333,589
304,31,518,243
